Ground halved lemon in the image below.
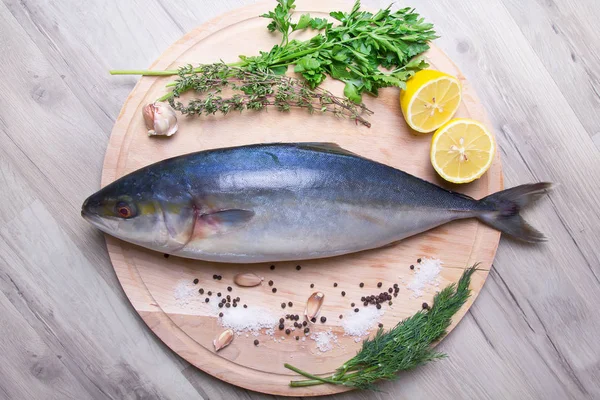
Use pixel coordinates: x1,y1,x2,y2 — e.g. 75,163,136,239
400,70,462,133
430,119,495,184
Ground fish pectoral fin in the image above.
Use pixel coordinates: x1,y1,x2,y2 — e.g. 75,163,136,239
199,209,255,234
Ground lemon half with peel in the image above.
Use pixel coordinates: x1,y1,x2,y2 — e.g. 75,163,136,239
430,118,495,184
400,70,462,133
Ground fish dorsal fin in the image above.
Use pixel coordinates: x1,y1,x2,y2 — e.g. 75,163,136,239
295,142,359,157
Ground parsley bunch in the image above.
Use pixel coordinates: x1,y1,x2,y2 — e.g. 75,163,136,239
243,0,437,102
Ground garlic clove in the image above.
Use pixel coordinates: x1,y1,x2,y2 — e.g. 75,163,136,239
233,273,263,287
305,292,324,322
213,328,234,352
142,102,178,137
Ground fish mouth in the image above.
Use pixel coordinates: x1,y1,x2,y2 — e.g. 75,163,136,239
81,208,118,233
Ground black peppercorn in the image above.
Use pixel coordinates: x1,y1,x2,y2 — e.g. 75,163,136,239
227,286,232,292
272,288,277,293
279,324,284,330
341,291,346,296
417,258,422,263
422,302,430,310
304,327,309,334
410,264,415,270
270,265,275,270
359,282,364,288
164,254,169,258
285,329,291,335
254,339,259,346
199,288,204,294
288,301,293,307
354,308,359,312
268,280,273,286
351,302,355,307
310,317,316,323
296,265,301,271
320,316,326,323
205,298,209,303
333,283,338,287
310,283,314,288
207,291,212,296
219,312,223,317
279,318,285,324
281,303,286,309
193,278,199,284
377,282,382,288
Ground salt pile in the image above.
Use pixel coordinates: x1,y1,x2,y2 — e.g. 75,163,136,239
219,305,277,335
342,306,383,342
310,329,339,353
173,280,201,308
407,257,442,297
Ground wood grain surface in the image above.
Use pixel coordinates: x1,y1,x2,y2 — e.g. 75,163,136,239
0,0,599,399
101,2,502,395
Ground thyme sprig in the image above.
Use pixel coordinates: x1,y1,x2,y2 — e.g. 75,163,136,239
163,63,373,127
285,265,478,389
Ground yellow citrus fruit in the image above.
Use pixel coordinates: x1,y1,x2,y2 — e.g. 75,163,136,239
430,118,495,184
400,70,462,133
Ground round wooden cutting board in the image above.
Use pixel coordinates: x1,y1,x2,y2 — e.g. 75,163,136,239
102,1,502,396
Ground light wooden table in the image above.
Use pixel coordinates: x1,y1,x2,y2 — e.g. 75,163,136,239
1,0,598,399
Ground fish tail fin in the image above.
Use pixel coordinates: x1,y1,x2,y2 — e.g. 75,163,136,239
476,182,555,242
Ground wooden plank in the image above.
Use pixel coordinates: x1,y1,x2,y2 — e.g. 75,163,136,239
0,200,202,399
499,0,600,141
0,288,91,400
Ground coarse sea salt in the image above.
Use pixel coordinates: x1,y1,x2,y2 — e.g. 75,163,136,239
342,306,383,340
406,257,442,297
219,305,277,335
173,280,201,308
310,329,339,353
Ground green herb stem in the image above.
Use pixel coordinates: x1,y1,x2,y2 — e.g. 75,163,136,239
109,69,180,76
284,364,340,386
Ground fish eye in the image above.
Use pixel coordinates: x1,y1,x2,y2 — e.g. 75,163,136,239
115,201,135,219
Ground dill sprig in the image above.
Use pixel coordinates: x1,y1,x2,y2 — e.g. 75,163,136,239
162,63,373,127
284,265,478,389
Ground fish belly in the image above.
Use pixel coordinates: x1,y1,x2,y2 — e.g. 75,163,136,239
173,196,460,263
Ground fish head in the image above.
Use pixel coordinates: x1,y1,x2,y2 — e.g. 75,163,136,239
81,174,195,252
